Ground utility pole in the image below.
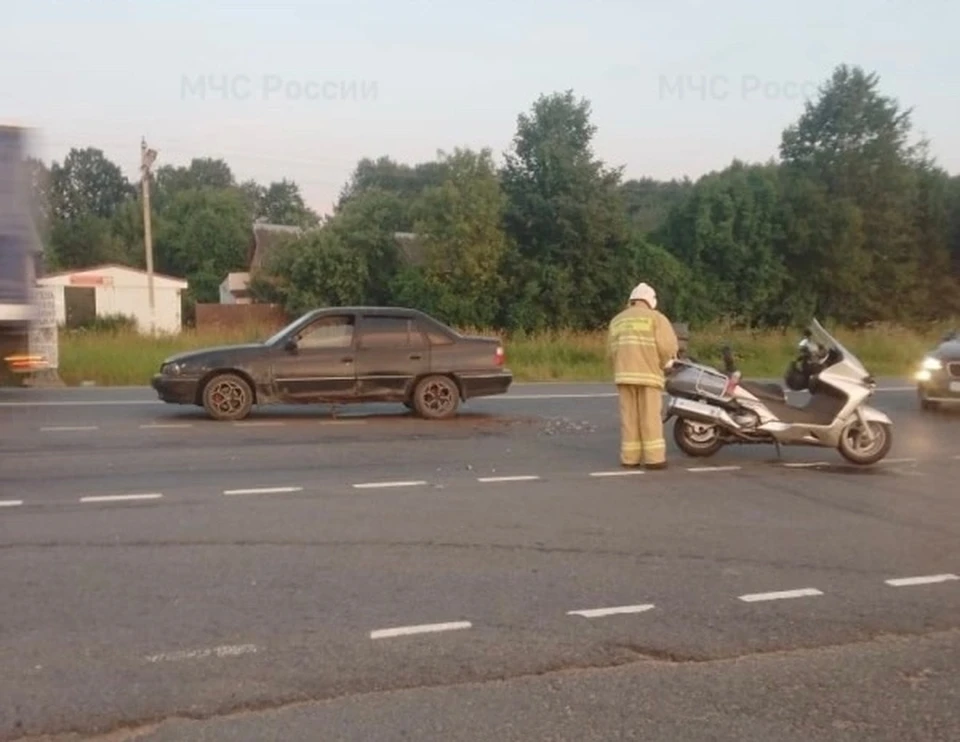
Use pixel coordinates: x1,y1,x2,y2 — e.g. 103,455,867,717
140,137,158,333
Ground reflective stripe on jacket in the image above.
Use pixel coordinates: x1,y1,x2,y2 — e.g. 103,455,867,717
607,303,680,388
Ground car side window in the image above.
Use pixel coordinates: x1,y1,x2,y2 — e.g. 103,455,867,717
418,319,454,346
358,316,426,349
296,315,355,349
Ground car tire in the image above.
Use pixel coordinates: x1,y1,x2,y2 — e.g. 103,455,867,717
201,372,254,421
412,375,460,420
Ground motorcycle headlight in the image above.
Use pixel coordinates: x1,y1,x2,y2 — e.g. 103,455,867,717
921,356,942,371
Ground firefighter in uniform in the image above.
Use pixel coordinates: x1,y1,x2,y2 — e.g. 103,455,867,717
607,282,679,469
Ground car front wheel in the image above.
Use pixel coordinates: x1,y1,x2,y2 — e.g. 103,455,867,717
412,375,460,420
201,372,254,421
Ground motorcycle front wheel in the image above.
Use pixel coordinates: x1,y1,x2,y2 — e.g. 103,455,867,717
836,420,893,465
673,418,724,457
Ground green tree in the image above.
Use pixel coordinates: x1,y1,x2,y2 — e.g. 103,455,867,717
249,229,368,314
778,64,937,323
397,148,508,327
620,177,693,235
336,155,449,227
48,147,134,222
154,187,251,302
655,160,786,325
499,90,633,331
254,179,321,227
326,187,407,304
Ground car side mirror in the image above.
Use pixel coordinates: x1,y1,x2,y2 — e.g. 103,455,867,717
284,338,298,353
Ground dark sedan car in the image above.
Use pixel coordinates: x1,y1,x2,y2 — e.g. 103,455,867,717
915,329,960,410
151,306,513,421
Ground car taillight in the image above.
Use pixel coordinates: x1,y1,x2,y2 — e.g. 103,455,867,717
494,345,505,366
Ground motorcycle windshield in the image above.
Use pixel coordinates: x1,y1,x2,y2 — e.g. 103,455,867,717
807,318,869,377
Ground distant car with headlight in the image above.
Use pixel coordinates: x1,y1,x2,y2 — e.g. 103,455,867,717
915,330,960,410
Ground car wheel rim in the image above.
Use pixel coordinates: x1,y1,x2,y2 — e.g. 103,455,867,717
209,380,247,415
422,381,454,414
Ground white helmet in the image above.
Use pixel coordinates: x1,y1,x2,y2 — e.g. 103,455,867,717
629,282,657,309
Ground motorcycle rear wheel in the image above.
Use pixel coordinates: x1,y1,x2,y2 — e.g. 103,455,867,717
673,418,724,457
837,420,893,465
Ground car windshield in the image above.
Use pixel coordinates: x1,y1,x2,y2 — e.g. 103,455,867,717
263,314,311,346
807,318,868,376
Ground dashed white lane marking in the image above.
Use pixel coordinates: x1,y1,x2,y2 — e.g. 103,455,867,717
568,603,655,618
686,465,742,473
477,475,541,483
40,425,99,432
885,574,959,587
139,423,194,429
232,421,285,427
782,461,830,468
352,480,427,489
145,643,260,663
0,500,24,508
738,588,824,603
79,493,163,503
223,486,303,496
882,457,918,465
589,470,645,477
370,621,472,639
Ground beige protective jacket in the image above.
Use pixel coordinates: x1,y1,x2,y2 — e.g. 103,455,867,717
607,302,679,389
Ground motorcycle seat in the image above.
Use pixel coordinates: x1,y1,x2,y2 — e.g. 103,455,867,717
739,380,787,404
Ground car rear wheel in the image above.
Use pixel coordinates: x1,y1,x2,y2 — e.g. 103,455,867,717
412,375,460,420
202,372,254,421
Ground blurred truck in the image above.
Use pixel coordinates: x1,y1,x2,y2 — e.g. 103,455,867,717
0,124,45,384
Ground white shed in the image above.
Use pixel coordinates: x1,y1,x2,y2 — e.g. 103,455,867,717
37,263,189,334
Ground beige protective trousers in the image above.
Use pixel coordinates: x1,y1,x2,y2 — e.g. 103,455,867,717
617,384,666,466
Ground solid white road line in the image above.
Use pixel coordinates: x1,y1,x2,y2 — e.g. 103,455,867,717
477,475,541,483
40,425,99,432
139,423,194,429
589,470,645,477
885,574,959,587
0,500,24,508
79,493,163,503
686,465,742,473
145,643,260,663
370,621,472,639
352,480,427,489
567,604,655,618
738,588,824,602
223,486,303,496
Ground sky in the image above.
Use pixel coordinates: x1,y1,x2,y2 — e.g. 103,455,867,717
2,0,957,216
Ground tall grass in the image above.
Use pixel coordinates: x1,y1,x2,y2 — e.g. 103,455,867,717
51,319,956,386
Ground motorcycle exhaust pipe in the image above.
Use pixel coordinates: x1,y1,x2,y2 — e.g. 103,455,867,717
665,396,742,430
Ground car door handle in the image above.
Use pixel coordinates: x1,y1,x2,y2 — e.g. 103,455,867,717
341,357,353,363
409,354,422,360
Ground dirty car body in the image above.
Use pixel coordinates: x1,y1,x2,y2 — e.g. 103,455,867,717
151,306,512,421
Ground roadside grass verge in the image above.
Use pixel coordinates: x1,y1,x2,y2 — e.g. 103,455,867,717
50,320,956,386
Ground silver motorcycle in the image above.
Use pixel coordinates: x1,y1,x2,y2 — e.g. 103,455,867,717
662,319,894,465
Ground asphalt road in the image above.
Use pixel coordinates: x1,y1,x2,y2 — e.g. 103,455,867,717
1,380,959,741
